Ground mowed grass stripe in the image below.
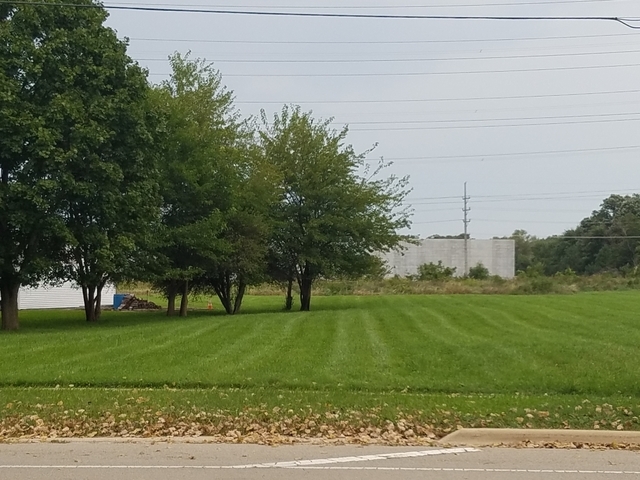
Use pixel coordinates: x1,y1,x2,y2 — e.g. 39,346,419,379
55,320,205,368
413,301,544,392
213,314,307,384
520,297,640,366
361,300,444,385
470,295,640,394
342,308,390,386
2,293,640,395
328,309,351,380
536,297,639,346
466,297,638,394
13,317,224,385
179,317,273,375
471,304,552,386
113,320,239,384
361,310,392,375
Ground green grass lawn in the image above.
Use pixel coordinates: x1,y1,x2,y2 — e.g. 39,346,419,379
2,292,639,395
1,292,640,438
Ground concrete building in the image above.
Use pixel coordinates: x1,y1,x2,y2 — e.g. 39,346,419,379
15,282,116,310
380,239,516,279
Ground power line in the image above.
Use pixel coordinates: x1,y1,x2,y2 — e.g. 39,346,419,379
128,31,640,46
410,218,594,226
232,88,640,105
338,112,640,126
475,190,638,200
409,189,640,202
412,195,629,204
107,1,626,9
410,220,461,225
132,41,640,61
350,117,640,131
259,115,640,133
411,207,608,213
130,41,640,59
146,60,640,78
461,234,640,239
475,218,594,224
365,145,640,163
165,62,640,77
264,100,640,118
477,207,621,213
134,48,640,64
407,189,640,206
408,224,640,237
288,99,640,120
408,193,639,206
551,236,640,239
4,2,639,29
165,112,640,129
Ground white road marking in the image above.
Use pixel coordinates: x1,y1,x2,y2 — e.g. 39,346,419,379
1,465,640,475
0,447,478,469
286,467,640,474
247,447,478,468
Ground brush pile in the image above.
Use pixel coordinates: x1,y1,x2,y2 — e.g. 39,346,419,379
117,294,161,311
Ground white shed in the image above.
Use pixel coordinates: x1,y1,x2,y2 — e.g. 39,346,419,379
17,283,117,310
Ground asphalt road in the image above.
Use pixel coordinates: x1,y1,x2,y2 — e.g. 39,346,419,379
1,440,640,479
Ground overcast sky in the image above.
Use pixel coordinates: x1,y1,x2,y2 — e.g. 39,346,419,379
104,0,640,239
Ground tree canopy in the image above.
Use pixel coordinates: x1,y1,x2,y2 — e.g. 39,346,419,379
260,106,411,311
0,5,413,328
510,195,640,276
148,54,280,317
0,0,158,328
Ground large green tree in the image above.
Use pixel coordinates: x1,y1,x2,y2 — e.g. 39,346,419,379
51,8,158,323
1,0,151,328
201,147,279,315
151,53,242,316
509,229,539,273
260,106,411,311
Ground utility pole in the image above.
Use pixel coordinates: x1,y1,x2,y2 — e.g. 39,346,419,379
463,182,471,276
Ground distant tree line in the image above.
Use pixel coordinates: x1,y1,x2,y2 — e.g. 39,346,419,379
507,194,640,276
0,1,410,330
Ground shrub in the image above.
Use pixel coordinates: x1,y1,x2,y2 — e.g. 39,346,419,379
620,265,640,278
517,262,546,278
555,267,577,277
324,280,355,296
516,276,556,294
468,262,490,280
553,267,578,284
416,261,456,281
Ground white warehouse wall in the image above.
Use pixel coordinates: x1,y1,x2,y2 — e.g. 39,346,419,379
18,283,117,310
380,239,516,279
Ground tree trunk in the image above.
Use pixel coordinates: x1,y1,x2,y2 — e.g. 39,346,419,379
179,280,189,317
215,291,233,314
284,275,293,311
298,262,313,312
166,281,178,316
82,285,98,322
299,278,312,311
233,281,246,315
213,273,234,315
212,273,248,315
0,281,20,331
167,293,176,316
94,283,103,322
